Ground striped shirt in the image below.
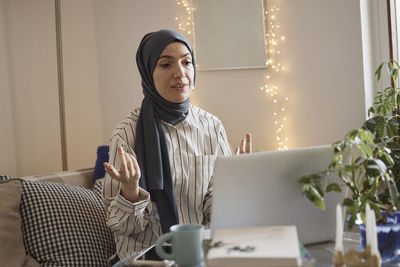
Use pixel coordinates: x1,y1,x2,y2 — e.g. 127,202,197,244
102,104,232,259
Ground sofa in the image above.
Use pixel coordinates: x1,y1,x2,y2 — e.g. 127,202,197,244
0,168,116,267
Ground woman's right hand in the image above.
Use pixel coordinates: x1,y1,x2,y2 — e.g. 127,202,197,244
104,146,141,202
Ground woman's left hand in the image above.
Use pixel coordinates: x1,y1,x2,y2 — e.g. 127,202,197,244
235,133,252,155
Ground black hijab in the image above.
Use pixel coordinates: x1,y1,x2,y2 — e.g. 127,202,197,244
135,30,196,233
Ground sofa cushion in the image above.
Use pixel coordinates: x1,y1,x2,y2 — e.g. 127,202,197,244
20,180,115,266
21,169,94,189
0,179,40,267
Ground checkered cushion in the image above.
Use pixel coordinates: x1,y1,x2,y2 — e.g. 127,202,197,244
20,180,115,266
0,174,13,181
91,178,104,197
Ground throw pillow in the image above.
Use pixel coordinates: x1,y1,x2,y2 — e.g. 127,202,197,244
0,174,13,181
94,145,109,180
0,179,40,267
91,177,104,197
20,180,116,266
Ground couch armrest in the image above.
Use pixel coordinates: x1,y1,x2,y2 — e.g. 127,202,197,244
20,168,95,189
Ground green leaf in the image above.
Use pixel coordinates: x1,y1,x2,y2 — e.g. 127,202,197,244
364,118,377,132
388,141,400,151
393,69,399,82
347,212,357,229
375,159,387,172
397,94,400,107
298,175,312,184
359,144,373,158
376,122,385,138
388,177,399,209
368,107,375,117
388,61,395,75
375,62,384,81
326,183,342,193
365,159,387,177
343,165,355,174
387,123,394,137
388,120,399,137
342,198,354,206
384,153,395,166
360,129,374,144
347,129,359,139
303,185,326,210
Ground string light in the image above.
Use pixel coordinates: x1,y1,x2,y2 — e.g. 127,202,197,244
174,0,194,37
175,0,197,68
260,3,289,151
175,1,290,151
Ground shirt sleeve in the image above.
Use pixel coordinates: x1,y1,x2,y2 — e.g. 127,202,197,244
102,131,152,236
217,123,233,157
202,121,232,226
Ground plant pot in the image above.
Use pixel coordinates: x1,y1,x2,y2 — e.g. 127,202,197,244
356,211,400,263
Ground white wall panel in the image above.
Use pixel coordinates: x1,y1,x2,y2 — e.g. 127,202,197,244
2,0,62,176
0,0,17,176
61,0,104,170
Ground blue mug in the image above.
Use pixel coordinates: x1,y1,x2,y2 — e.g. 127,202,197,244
155,224,204,266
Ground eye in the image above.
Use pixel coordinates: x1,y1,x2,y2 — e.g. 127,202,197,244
160,63,170,69
184,60,192,66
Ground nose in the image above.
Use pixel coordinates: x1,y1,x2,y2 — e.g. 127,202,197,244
173,63,185,78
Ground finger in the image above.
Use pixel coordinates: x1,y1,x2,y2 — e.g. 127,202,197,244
125,152,135,178
104,162,121,180
245,133,252,153
130,154,141,179
240,138,245,154
118,146,129,177
235,147,240,155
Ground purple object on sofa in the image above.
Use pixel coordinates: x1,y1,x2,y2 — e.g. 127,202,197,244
94,145,109,180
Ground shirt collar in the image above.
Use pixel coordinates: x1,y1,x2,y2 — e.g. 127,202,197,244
182,104,200,129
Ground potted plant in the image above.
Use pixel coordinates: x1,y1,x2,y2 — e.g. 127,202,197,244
298,60,400,263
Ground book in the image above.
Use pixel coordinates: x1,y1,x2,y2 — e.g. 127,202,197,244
206,225,302,267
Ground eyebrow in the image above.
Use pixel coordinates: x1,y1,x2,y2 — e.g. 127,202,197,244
158,53,191,60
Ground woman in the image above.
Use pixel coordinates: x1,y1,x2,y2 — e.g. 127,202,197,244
102,29,251,261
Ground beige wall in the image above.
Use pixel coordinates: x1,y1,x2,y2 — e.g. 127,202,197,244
0,0,381,176
0,0,104,176
61,0,104,170
1,0,62,177
94,0,366,151
0,0,17,176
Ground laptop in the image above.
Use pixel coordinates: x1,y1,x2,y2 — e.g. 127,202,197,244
210,145,347,245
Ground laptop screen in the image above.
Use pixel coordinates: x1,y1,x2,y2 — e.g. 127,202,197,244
210,145,346,244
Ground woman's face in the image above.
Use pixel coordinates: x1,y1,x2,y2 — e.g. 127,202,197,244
153,42,194,103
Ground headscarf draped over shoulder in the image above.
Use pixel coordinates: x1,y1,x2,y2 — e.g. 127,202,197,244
135,29,196,233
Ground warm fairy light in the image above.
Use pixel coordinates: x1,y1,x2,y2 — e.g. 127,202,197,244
174,0,194,36
261,3,289,151
175,1,290,150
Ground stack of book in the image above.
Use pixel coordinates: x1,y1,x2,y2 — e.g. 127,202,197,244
206,225,315,267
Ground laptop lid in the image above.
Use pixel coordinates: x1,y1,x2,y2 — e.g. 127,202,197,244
210,145,346,244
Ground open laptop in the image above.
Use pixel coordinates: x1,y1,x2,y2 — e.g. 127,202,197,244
210,145,347,245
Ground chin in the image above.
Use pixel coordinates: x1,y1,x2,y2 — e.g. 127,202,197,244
166,93,190,103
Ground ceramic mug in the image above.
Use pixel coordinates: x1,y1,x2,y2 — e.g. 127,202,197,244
155,224,204,266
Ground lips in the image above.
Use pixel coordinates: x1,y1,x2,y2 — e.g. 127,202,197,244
171,83,188,89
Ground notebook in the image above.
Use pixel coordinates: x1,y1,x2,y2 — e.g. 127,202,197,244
210,145,347,245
